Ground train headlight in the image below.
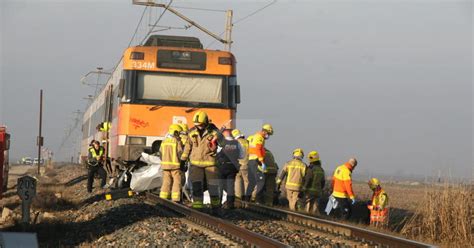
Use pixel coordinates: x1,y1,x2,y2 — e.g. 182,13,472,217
128,137,146,145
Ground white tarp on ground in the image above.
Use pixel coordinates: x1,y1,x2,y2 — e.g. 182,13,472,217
130,153,163,192
132,153,227,203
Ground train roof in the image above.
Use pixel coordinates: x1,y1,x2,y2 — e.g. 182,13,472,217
143,35,203,49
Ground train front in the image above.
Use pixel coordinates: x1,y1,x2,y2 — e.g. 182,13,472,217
112,35,240,163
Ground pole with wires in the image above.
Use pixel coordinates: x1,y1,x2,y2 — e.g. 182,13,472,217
224,10,233,51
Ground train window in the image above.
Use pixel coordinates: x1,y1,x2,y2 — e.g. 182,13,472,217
136,72,223,104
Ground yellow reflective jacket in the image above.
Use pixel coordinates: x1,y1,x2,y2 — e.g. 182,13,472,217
236,137,249,170
369,188,389,210
181,127,218,167
160,135,183,170
277,158,307,191
248,132,266,161
331,163,355,199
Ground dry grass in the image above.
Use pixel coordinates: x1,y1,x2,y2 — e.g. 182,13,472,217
400,183,473,247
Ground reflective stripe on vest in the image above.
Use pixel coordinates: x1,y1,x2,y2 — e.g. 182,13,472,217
161,141,180,166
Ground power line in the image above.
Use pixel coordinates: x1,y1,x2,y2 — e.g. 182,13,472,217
233,0,277,25
171,5,226,13
140,0,174,45
205,0,278,49
128,5,149,48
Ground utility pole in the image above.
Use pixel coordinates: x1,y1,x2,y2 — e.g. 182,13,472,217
224,10,233,51
37,90,43,175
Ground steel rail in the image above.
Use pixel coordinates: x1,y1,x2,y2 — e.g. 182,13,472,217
145,192,288,248
238,200,436,248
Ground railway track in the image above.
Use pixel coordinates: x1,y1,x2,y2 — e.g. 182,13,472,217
144,192,288,248
237,200,436,248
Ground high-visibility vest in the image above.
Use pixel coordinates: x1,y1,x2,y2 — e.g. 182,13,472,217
89,147,104,157
99,122,111,132
369,208,389,223
370,189,388,209
88,147,104,165
331,163,355,199
160,136,183,170
248,132,265,161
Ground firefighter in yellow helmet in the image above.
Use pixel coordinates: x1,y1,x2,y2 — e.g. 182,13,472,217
232,129,249,200
302,151,325,215
276,148,307,211
178,123,189,196
180,111,220,209
159,124,184,202
246,124,274,203
262,148,279,205
367,178,389,227
178,123,189,147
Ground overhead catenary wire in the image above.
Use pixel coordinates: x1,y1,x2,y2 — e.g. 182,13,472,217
171,5,226,13
140,0,174,45
233,0,277,25
205,0,278,49
128,5,149,48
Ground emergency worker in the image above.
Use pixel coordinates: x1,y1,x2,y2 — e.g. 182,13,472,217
303,151,325,215
178,123,189,147
159,124,184,202
331,158,358,220
217,129,244,209
180,111,220,209
245,124,274,202
367,178,389,226
262,148,279,205
233,129,249,200
276,148,307,211
87,140,107,193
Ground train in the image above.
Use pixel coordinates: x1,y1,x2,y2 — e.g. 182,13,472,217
0,126,11,197
81,35,239,168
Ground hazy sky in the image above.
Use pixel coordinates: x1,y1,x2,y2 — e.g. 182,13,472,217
1,0,472,179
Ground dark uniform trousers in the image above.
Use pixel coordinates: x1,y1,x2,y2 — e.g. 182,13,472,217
245,159,265,202
219,162,238,207
87,165,106,192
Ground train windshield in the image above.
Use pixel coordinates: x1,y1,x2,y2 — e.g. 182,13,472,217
136,72,224,104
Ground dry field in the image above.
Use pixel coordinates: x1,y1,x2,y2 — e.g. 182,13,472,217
351,181,473,247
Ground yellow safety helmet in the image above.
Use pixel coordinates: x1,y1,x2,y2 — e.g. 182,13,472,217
168,124,183,135
308,151,320,163
262,124,274,135
192,111,209,125
368,178,381,190
232,129,243,138
293,148,304,158
178,123,188,132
